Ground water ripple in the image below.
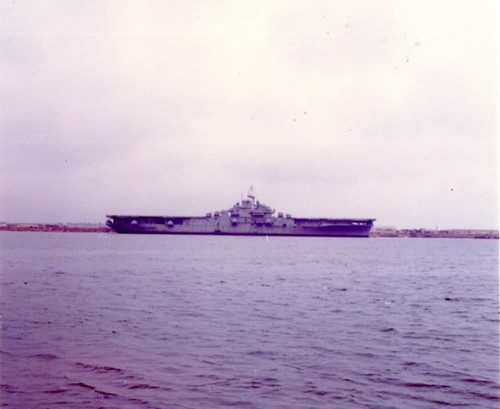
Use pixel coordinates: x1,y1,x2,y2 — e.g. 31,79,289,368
0,233,498,408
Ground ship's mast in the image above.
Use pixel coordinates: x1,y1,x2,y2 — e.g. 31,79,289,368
247,185,255,203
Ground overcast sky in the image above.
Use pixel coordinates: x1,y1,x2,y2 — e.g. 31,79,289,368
0,0,497,229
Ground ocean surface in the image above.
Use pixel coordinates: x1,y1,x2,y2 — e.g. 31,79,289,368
0,232,498,408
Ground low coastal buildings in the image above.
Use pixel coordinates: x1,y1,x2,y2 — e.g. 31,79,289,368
371,227,499,239
0,223,111,233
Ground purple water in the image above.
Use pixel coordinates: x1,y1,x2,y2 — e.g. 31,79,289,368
1,232,498,408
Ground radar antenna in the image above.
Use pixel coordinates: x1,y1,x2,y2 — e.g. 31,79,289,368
247,185,255,202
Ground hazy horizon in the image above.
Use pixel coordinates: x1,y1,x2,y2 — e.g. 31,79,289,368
1,1,497,230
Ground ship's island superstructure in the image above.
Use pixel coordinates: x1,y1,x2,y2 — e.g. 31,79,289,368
106,188,375,237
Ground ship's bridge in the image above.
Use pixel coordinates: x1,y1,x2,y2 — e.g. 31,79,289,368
250,201,273,216
227,196,276,220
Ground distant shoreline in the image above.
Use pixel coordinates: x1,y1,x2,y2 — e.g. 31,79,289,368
370,227,498,239
0,223,112,233
0,223,498,239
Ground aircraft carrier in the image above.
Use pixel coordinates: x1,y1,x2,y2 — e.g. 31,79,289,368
106,188,375,237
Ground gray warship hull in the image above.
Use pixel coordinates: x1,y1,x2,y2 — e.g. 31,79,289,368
106,190,375,237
